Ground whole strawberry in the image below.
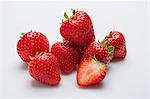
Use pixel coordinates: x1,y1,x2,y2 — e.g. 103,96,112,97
17,31,49,62
62,39,87,62
102,31,126,59
60,9,95,46
51,42,79,74
77,57,106,86
84,42,113,64
77,46,87,61
28,53,61,85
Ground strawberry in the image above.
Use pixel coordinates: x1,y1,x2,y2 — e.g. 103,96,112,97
102,31,126,59
28,53,61,85
77,46,87,61
17,31,49,62
62,39,87,62
84,42,113,64
60,9,95,46
77,57,106,86
51,42,79,74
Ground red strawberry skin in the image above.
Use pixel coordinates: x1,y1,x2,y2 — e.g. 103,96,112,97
60,11,95,46
84,42,110,64
51,42,79,74
28,53,61,85
103,31,126,59
62,39,87,62
77,57,106,86
77,46,87,61
17,31,49,62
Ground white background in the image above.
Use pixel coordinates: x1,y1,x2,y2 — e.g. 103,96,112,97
0,0,149,99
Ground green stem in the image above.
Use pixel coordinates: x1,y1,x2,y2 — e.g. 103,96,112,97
63,8,78,20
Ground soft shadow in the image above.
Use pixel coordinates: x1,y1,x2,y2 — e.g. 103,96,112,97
75,64,79,71
77,82,104,90
106,58,127,75
111,58,126,63
61,69,76,76
19,62,28,70
31,80,60,88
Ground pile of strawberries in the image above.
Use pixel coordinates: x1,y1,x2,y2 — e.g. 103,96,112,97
17,9,126,86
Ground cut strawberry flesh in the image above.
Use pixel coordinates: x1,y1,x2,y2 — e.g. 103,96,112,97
77,57,106,86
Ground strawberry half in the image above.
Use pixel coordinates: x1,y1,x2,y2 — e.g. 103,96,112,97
28,53,61,85
51,41,79,74
17,31,49,62
102,31,126,59
77,57,106,86
60,9,95,46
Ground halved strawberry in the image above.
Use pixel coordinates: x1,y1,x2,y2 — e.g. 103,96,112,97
77,57,106,86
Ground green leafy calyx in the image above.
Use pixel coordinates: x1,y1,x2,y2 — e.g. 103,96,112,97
63,8,78,20
108,46,114,60
101,41,107,47
20,32,25,38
